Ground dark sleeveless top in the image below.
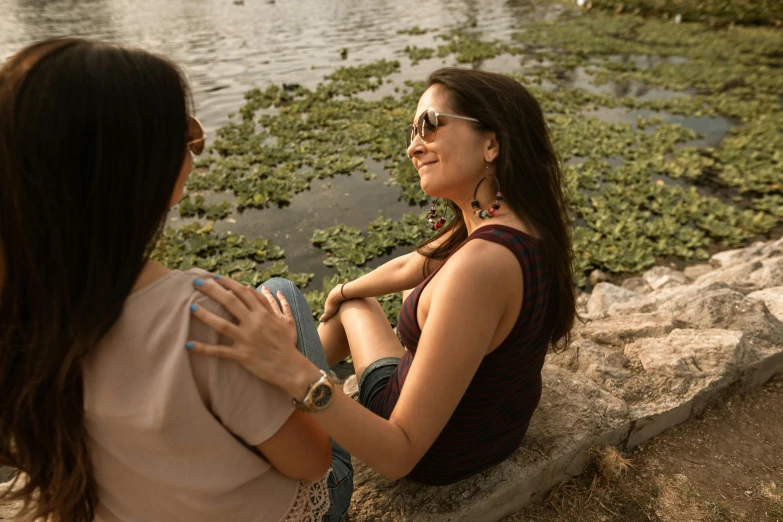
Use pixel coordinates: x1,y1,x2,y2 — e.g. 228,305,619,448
370,224,552,485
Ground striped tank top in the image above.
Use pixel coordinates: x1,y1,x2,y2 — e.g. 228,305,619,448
370,224,552,485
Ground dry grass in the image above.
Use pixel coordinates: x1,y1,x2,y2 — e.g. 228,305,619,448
590,446,633,485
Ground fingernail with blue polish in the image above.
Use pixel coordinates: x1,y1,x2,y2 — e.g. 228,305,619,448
190,304,198,312
193,278,204,287
185,342,195,350
213,274,221,280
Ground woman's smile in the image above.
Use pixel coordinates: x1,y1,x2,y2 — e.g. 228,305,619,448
417,160,438,172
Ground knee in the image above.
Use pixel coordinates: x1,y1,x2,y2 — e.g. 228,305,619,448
340,296,381,313
258,277,303,301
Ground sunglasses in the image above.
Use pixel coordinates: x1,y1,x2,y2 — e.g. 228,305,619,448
406,108,480,148
187,116,207,155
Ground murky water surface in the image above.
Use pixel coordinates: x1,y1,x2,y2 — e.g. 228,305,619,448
0,0,557,134
0,0,570,279
0,0,738,280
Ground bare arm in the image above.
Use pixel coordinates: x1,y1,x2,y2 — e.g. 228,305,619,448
344,250,425,298
320,231,453,321
188,240,522,479
255,410,332,481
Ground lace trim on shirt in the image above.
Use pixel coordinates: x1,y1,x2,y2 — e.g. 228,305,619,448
280,468,331,522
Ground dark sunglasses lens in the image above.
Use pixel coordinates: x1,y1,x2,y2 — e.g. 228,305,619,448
406,125,415,147
421,110,437,141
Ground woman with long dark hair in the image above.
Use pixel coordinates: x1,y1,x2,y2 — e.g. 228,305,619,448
188,68,576,485
0,38,352,522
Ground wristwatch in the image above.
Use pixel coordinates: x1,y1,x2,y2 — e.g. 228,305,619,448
293,370,334,412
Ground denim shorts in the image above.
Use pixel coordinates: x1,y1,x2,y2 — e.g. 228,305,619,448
357,357,400,410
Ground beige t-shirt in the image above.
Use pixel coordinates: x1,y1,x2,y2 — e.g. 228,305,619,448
82,269,299,522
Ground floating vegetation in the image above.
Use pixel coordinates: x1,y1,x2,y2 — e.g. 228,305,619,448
312,213,430,269
397,26,431,36
402,45,436,65
583,0,783,28
152,222,312,288
178,195,233,221
156,4,782,323
400,22,518,66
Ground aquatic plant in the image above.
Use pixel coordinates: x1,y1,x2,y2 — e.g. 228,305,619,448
155,6,781,325
152,222,312,288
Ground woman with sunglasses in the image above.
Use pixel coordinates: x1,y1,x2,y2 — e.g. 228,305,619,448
188,68,576,486
0,38,352,522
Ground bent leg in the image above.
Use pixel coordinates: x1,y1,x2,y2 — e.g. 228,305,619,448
319,297,404,384
260,277,329,372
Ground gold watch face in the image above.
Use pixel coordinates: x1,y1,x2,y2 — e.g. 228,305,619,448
311,383,333,409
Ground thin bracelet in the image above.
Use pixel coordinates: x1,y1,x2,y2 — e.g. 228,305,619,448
340,282,349,301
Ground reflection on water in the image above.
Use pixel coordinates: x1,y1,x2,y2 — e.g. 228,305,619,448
0,0,550,135
0,0,741,280
0,0,563,278
586,106,734,148
177,160,414,282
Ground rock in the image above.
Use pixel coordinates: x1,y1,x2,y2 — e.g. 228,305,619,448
747,287,783,323
576,292,590,315
683,263,714,281
608,281,731,316
642,266,688,291
749,257,783,289
578,313,677,346
342,374,359,398
621,328,763,447
624,329,748,386
548,338,631,387
676,289,783,346
586,283,638,318
695,260,764,290
710,241,768,269
348,366,630,522
589,269,610,287
621,276,651,295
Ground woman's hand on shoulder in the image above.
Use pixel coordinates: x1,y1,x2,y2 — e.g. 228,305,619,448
186,275,315,397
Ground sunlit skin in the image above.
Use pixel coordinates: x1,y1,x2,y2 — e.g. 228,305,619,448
186,84,542,480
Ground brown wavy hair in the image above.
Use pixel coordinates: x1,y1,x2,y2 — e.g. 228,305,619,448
0,38,190,521
416,68,576,349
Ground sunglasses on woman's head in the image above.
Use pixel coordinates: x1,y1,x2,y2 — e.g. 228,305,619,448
187,116,207,155
406,108,480,148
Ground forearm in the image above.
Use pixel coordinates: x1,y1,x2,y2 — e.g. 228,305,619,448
285,359,417,479
343,252,424,299
314,391,416,479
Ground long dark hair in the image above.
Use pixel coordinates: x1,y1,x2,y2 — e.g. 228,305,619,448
416,68,576,349
0,38,191,521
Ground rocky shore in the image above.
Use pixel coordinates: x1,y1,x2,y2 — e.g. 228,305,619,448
347,237,783,522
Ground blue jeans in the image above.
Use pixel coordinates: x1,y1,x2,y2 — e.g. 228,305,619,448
260,278,354,522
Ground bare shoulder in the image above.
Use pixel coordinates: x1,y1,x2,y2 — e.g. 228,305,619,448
438,237,522,287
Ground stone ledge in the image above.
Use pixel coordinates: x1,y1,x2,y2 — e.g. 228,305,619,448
348,238,783,521
349,366,630,522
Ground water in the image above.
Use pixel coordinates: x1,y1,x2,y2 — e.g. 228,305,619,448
0,0,558,136
0,0,740,280
1,0,572,278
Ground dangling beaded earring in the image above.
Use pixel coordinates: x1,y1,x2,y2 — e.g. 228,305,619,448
427,198,447,231
471,165,503,219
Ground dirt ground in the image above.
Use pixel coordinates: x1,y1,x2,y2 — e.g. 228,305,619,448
505,373,783,522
